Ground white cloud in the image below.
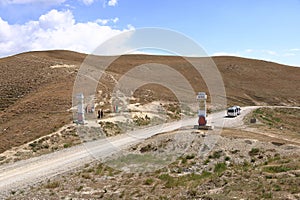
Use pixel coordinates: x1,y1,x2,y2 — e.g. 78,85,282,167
288,48,300,52
0,9,132,57
211,49,300,66
96,19,109,25
212,52,241,57
39,9,74,29
2,0,96,6
2,0,66,5
80,0,94,5
112,17,119,23
262,50,277,56
126,24,135,30
245,49,253,53
95,17,119,25
108,0,118,6
283,53,296,57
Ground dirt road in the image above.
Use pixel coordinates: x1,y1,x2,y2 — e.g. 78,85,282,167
0,106,288,197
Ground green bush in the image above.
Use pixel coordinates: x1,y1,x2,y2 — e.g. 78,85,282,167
186,154,195,160
263,165,292,173
158,174,177,188
224,156,231,161
214,163,227,174
63,143,71,148
203,159,210,165
249,148,260,156
144,178,154,185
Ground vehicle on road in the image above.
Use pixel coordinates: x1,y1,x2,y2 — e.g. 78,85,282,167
227,106,239,117
234,105,241,115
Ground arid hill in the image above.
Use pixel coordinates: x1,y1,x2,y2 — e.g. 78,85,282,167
0,50,299,153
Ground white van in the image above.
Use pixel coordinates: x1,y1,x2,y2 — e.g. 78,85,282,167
227,107,238,117
234,106,241,115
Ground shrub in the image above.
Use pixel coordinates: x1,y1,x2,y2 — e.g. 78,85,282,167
209,151,222,159
63,143,71,148
76,185,84,191
82,173,91,179
45,181,60,189
249,148,260,156
144,178,154,185
181,157,187,164
186,154,195,160
273,184,281,191
158,174,177,188
224,156,231,161
263,165,292,173
214,163,227,174
203,159,210,165
29,141,37,148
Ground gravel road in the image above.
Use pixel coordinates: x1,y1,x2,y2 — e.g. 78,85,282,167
0,106,268,197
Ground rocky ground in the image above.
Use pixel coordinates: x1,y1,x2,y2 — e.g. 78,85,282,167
0,100,185,166
4,107,300,200
1,50,299,200
0,124,80,165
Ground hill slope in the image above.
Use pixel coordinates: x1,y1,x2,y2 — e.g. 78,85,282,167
0,50,299,153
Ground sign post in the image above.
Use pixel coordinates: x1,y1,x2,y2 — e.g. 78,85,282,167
76,93,85,124
196,92,213,130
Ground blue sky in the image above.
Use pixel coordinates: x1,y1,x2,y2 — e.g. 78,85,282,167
0,0,300,66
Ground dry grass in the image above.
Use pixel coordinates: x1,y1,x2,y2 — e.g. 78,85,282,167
1,50,299,154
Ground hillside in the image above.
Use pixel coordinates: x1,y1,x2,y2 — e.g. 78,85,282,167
0,50,299,153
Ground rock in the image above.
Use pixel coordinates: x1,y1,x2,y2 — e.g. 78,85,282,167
271,142,284,146
244,140,252,144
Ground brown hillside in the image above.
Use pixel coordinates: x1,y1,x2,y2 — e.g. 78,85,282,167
0,50,299,153
213,56,300,106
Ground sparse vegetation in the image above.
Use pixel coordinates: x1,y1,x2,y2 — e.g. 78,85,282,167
144,178,154,185
7,132,300,199
203,159,210,165
158,171,212,188
249,108,300,133
63,143,71,148
81,173,91,179
263,165,293,173
163,103,181,120
214,162,227,174
99,121,122,136
1,50,300,200
76,185,83,191
133,115,151,126
249,148,260,156
209,150,222,159
0,126,80,165
224,156,231,161
45,181,60,189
